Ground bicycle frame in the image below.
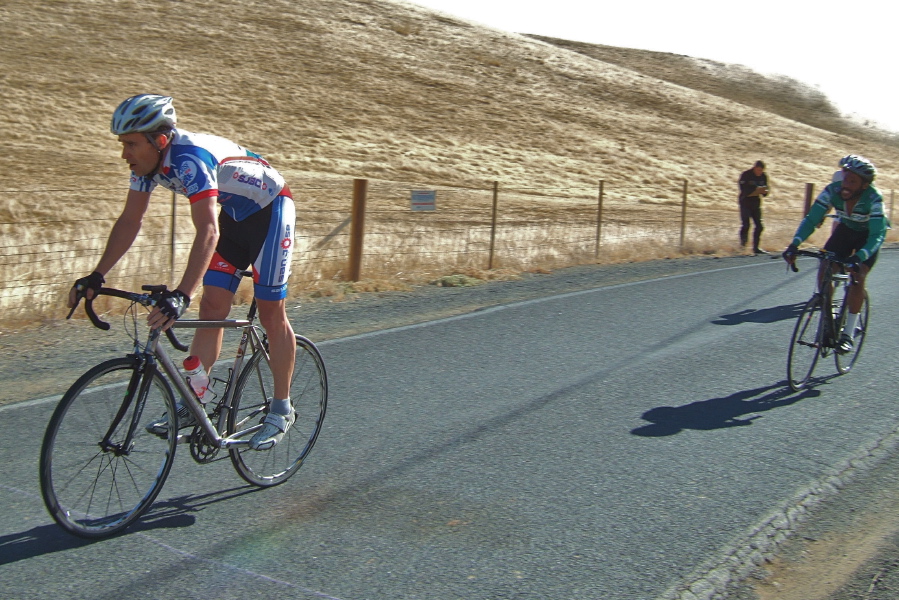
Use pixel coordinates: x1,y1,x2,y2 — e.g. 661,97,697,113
99,300,272,455
163,313,270,448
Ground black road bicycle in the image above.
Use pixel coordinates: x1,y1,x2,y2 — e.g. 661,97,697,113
786,249,869,391
40,278,327,538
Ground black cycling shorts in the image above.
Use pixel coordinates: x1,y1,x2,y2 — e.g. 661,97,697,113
824,223,878,269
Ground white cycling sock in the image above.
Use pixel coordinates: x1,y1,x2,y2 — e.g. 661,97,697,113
271,397,292,415
843,312,859,336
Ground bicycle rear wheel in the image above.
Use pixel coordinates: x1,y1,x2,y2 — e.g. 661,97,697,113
835,290,869,375
787,296,824,391
228,335,327,486
40,357,178,538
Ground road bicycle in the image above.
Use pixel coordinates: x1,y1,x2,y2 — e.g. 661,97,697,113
39,278,328,538
786,249,869,391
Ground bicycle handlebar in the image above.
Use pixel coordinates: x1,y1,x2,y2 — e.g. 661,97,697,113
787,249,858,277
67,286,189,352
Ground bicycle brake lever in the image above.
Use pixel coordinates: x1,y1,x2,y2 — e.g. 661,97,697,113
65,302,79,320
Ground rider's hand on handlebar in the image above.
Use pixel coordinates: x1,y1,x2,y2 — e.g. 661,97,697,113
147,289,190,331
845,254,862,272
68,271,105,308
782,244,798,265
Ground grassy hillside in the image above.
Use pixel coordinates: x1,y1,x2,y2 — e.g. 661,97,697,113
526,35,899,148
2,0,896,202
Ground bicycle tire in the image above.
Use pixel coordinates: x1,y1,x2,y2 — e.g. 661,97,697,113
228,334,327,486
39,356,178,538
835,290,870,375
787,296,824,391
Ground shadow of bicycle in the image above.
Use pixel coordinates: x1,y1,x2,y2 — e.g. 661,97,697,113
0,485,261,564
630,380,824,437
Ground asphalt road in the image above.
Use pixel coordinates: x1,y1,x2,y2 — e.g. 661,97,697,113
2,253,898,599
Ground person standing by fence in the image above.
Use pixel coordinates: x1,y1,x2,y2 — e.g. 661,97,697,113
738,160,770,254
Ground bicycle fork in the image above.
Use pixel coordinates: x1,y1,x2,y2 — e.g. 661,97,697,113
99,354,153,456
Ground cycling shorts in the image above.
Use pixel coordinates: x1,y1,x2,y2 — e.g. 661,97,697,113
824,223,878,269
203,194,296,300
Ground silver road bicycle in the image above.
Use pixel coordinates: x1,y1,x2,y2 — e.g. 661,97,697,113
40,277,327,538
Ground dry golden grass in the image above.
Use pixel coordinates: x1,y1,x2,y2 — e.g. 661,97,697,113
1,0,898,324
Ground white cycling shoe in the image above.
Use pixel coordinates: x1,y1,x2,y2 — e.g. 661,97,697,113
249,411,295,451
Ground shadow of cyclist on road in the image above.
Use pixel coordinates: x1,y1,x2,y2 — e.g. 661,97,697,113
711,302,806,326
0,485,265,564
630,381,822,437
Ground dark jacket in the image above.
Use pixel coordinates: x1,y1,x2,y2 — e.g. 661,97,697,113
738,169,768,201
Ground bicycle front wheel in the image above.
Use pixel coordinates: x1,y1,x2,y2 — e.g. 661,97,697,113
40,357,178,538
787,297,824,391
835,290,870,375
228,334,327,486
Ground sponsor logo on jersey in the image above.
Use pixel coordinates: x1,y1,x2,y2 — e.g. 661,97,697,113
235,173,268,191
281,237,292,249
179,158,201,186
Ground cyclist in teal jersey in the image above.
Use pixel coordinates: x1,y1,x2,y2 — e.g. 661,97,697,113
783,154,885,353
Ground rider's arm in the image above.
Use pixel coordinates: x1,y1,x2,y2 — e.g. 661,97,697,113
174,195,220,298
857,200,887,262
94,188,152,276
146,195,218,331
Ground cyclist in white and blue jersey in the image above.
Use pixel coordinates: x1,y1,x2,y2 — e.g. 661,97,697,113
68,94,297,450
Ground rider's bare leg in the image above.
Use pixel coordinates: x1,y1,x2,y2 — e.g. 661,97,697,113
256,297,295,401
847,265,868,314
189,285,234,372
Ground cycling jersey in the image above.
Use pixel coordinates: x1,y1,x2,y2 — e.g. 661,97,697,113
129,129,290,221
129,128,295,300
791,182,886,261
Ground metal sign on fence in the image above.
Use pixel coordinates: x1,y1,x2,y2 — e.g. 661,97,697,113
410,190,436,211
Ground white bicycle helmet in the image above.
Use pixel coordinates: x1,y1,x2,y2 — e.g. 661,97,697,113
110,94,177,135
840,154,877,182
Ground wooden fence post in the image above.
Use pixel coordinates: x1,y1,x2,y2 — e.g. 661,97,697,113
594,180,604,258
803,183,815,215
488,181,498,270
679,179,688,248
348,178,367,281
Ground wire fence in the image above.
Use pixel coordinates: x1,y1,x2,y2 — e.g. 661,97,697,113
1,177,895,322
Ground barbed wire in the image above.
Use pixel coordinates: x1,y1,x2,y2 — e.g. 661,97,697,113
1,177,879,314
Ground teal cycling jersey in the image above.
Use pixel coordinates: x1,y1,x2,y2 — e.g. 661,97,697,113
791,182,887,261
